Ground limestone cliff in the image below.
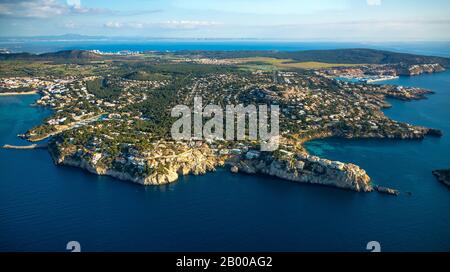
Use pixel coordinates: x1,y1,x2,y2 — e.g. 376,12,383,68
48,139,388,194
233,152,373,192
396,63,445,76
48,141,223,186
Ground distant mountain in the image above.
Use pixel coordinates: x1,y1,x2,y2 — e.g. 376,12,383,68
0,50,101,60
40,50,101,59
40,34,107,40
1,48,450,67
0,52,34,60
175,48,450,67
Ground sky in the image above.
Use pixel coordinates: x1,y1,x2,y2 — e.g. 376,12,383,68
0,0,449,41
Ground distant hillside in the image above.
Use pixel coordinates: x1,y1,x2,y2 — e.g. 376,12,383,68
0,52,34,60
124,71,170,81
0,50,101,61
1,48,450,67
40,50,101,59
174,48,450,67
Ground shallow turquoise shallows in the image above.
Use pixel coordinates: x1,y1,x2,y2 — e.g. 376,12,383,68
1,70,449,253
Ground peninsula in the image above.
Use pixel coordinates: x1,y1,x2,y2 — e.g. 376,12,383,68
0,48,447,194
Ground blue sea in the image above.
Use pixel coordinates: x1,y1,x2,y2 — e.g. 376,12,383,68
1,40,450,57
0,44,450,252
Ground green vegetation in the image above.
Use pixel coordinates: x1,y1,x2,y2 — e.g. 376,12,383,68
0,60,102,77
173,49,450,67
123,62,237,76
86,78,122,101
128,86,178,137
124,71,170,81
236,57,361,70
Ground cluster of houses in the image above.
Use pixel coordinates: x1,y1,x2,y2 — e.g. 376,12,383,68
0,77,54,90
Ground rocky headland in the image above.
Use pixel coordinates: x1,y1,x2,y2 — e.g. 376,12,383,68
230,151,373,192
395,63,446,76
46,137,406,195
0,90,38,96
2,144,47,150
48,141,223,185
432,169,450,187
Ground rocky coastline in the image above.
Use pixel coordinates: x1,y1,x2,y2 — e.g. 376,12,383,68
395,63,446,76
2,143,47,150
230,151,373,192
0,90,38,96
46,137,407,195
432,169,450,187
48,141,223,186
333,126,443,140
29,100,442,195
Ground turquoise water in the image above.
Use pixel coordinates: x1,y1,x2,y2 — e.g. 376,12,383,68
2,40,450,57
1,72,450,252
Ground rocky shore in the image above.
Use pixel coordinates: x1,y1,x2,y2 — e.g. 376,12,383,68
373,185,400,196
47,138,382,193
230,151,373,192
45,128,431,195
48,141,223,185
395,63,446,76
432,169,450,187
35,113,442,195
0,90,38,96
2,143,47,149
333,126,443,140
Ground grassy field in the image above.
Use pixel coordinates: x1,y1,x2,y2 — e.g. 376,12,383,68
234,57,361,70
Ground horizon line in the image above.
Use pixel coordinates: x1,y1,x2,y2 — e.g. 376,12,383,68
0,34,450,44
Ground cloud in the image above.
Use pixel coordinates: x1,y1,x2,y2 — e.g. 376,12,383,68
103,21,145,29
367,0,381,6
0,0,106,18
128,22,145,29
328,18,450,26
119,9,163,16
162,20,219,29
64,21,77,29
66,0,81,9
103,20,220,30
104,21,124,29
